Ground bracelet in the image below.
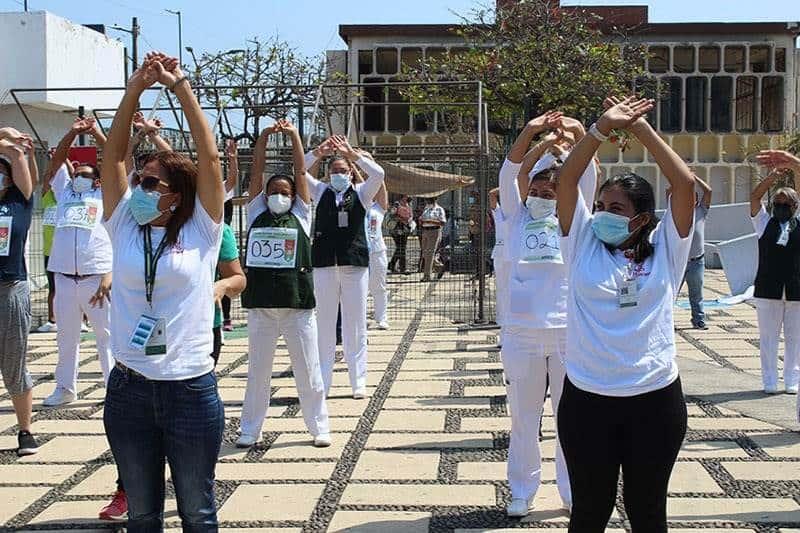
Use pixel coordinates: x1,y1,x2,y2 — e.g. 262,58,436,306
588,123,609,142
169,76,189,92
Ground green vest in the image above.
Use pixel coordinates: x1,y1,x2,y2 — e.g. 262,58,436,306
242,209,315,309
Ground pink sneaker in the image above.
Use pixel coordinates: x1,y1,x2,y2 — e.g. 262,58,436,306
99,489,127,520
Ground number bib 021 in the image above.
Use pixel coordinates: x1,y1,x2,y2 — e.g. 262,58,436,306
520,217,563,264
246,227,298,269
57,198,100,230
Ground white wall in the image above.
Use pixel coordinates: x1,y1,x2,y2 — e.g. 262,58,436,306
0,104,84,148
0,11,124,111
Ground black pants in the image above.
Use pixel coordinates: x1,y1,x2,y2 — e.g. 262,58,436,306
558,377,687,533
221,295,231,322
210,326,222,366
389,234,408,272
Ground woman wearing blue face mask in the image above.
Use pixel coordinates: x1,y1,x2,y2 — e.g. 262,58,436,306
236,119,331,449
303,136,385,398
556,96,695,532
498,111,595,518
750,150,800,395
99,52,227,529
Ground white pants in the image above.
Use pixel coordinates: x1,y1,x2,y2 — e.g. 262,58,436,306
313,265,369,394
54,273,113,393
369,251,389,324
240,308,330,438
501,326,570,506
494,259,510,343
755,298,800,390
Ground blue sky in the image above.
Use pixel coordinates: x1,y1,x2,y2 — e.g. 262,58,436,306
3,0,799,64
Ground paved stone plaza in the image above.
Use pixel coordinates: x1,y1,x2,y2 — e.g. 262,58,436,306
1,270,800,531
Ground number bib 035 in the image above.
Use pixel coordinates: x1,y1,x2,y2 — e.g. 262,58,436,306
520,218,563,264
246,227,298,269
57,199,100,230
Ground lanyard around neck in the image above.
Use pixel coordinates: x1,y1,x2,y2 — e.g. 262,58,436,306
143,225,170,309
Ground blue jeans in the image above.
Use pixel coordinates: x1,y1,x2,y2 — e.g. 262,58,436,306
103,366,224,532
683,256,705,324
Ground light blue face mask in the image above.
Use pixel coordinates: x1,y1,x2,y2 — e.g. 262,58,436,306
330,173,351,193
591,211,637,247
130,185,166,226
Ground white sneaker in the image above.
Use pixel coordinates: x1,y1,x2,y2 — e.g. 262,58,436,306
506,497,533,517
786,386,799,395
36,321,57,333
313,434,332,447
42,387,76,407
81,322,90,333
235,434,258,448
352,388,367,400
764,386,781,394
376,321,390,330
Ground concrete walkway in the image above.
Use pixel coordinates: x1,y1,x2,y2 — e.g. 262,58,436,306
1,270,800,531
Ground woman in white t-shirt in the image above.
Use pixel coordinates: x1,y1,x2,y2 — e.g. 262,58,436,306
99,52,227,528
498,112,595,518
556,97,695,531
488,187,508,346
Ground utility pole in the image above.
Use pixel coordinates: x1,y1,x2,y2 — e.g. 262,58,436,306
77,106,86,147
24,0,28,11
111,17,139,73
166,10,184,128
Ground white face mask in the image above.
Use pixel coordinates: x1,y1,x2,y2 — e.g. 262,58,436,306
267,193,292,215
330,173,351,192
526,196,556,219
72,176,94,194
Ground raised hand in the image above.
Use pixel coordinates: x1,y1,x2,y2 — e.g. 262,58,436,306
70,118,94,134
132,111,146,131
331,136,359,161
276,119,298,135
0,138,25,158
755,150,800,172
596,97,654,135
225,138,238,159
527,111,563,133
127,59,159,92
260,122,282,137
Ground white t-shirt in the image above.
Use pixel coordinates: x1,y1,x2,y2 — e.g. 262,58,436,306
103,188,223,380
498,158,596,330
421,204,446,227
563,192,692,397
491,207,508,262
365,203,387,254
47,165,113,275
247,194,312,237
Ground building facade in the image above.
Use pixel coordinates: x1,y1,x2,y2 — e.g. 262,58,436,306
333,3,800,207
0,11,125,148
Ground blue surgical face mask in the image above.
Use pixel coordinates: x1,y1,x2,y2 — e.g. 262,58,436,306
330,173,351,192
130,185,166,226
591,211,636,247
526,196,556,219
72,176,94,194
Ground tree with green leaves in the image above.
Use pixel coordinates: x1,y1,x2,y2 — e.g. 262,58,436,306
189,36,323,144
401,0,649,138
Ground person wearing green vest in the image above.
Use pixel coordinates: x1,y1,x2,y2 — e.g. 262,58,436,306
37,153,58,332
237,119,331,449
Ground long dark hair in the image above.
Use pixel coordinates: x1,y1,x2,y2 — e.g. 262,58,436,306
0,157,11,178
141,151,197,247
599,172,658,263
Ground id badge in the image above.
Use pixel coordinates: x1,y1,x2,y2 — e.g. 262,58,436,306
129,314,167,355
338,211,349,228
618,278,639,308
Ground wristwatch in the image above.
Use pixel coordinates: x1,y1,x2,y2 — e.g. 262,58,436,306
588,123,609,142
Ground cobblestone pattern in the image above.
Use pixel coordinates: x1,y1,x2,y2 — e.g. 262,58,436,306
1,271,800,531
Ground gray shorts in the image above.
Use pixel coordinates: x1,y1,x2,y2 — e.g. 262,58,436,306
0,281,33,396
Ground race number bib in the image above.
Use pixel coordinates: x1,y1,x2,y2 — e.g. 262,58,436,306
0,216,11,257
520,218,563,264
246,227,298,269
57,199,100,230
368,215,379,237
42,206,57,227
